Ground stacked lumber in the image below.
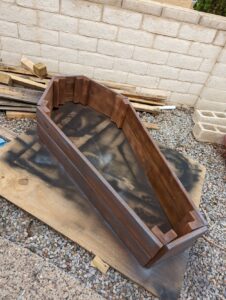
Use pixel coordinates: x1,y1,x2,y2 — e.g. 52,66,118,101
0,57,50,116
98,80,174,113
0,56,173,117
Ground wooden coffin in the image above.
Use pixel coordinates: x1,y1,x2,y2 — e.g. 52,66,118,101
37,76,207,267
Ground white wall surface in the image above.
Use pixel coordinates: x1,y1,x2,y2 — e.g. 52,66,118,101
0,0,226,111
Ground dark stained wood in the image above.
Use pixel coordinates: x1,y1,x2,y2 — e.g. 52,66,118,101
37,75,207,267
0,84,43,104
37,110,163,266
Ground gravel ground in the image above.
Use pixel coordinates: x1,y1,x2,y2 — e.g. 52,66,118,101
0,237,104,300
0,108,225,300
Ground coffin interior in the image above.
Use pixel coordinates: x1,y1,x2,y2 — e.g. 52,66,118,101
52,102,172,233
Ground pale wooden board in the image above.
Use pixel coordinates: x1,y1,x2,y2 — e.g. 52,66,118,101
0,131,205,299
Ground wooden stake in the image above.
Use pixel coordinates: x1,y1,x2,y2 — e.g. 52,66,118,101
11,74,47,90
21,56,47,78
91,256,109,274
6,111,36,120
0,71,12,86
132,102,176,113
142,121,159,130
33,63,47,78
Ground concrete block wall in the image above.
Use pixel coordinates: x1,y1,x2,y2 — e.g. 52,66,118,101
0,0,226,111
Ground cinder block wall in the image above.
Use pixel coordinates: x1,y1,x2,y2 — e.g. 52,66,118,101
0,0,226,111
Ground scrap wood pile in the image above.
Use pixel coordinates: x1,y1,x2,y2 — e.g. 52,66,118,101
0,57,50,118
0,56,174,118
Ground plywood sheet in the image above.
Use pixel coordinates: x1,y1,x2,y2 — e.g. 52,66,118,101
0,129,205,300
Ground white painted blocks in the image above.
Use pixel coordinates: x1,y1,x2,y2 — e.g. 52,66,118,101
0,51,21,65
201,87,226,102
199,59,215,72
122,0,162,16
195,99,226,112
188,43,221,59
38,11,78,33
103,6,142,29
127,74,159,89
162,6,200,24
169,93,198,106
59,62,94,77
189,83,203,95
178,24,216,43
114,58,148,75
218,48,226,63
93,68,128,83
98,40,134,59
2,37,40,56
0,20,18,38
78,52,114,69
60,32,97,52
16,0,59,13
79,20,117,40
41,45,78,64
158,79,190,93
207,76,226,91
193,122,226,144
167,53,202,70
214,31,226,46
153,36,190,54
142,15,180,37
19,25,58,45
199,14,226,31
117,28,154,48
133,47,168,65
193,110,226,126
179,70,208,84
0,1,37,25
147,64,179,80
88,0,121,6
212,63,226,78
61,0,102,21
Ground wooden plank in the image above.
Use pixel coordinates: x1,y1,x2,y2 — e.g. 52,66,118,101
132,103,176,113
98,80,136,92
132,102,161,113
0,107,36,112
128,97,165,106
0,84,42,104
0,64,53,79
28,76,50,85
0,72,12,85
0,126,17,140
21,57,34,74
6,111,36,119
0,99,36,108
11,74,47,90
113,89,166,103
0,71,50,85
21,57,47,78
0,64,33,76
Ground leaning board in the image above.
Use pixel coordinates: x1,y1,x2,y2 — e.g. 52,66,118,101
0,129,205,300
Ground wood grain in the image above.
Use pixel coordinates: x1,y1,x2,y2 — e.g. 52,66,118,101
37,75,207,267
